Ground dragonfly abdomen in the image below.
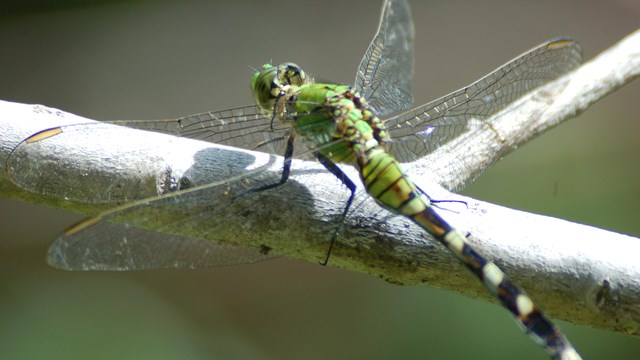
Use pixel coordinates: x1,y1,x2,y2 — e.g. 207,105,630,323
359,148,577,358
359,150,422,210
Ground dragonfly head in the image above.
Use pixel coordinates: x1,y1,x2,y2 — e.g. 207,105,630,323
251,63,309,113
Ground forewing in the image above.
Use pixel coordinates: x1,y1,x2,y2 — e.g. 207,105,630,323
109,105,298,157
384,38,583,162
354,0,414,117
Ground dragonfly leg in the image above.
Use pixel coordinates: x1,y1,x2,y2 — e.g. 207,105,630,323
247,133,295,194
430,198,468,210
414,185,468,210
269,92,284,131
316,153,357,266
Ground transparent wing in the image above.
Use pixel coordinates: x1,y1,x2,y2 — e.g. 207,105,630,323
46,169,299,270
354,0,414,117
48,222,276,270
7,100,335,202
384,37,583,162
6,123,182,203
11,116,332,270
110,104,300,157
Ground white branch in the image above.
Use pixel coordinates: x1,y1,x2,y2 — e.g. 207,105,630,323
1,29,639,338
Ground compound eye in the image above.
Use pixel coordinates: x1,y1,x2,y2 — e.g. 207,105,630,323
251,64,280,111
279,63,307,86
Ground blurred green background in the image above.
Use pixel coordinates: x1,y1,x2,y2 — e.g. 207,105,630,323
1,0,639,359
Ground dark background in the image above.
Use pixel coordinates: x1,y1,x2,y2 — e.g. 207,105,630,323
1,0,639,358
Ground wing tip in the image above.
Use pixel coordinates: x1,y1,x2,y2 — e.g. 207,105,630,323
46,241,125,271
46,238,74,271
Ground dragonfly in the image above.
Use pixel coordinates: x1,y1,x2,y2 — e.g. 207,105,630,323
7,0,583,358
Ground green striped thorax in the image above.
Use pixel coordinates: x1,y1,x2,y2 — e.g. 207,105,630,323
250,63,391,166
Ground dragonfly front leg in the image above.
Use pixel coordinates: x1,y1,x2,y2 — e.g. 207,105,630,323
316,152,357,266
247,133,296,194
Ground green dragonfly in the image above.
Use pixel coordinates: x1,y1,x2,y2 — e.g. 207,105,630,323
8,0,583,358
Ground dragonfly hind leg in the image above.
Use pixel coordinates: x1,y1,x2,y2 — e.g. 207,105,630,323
242,132,356,266
316,152,357,266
